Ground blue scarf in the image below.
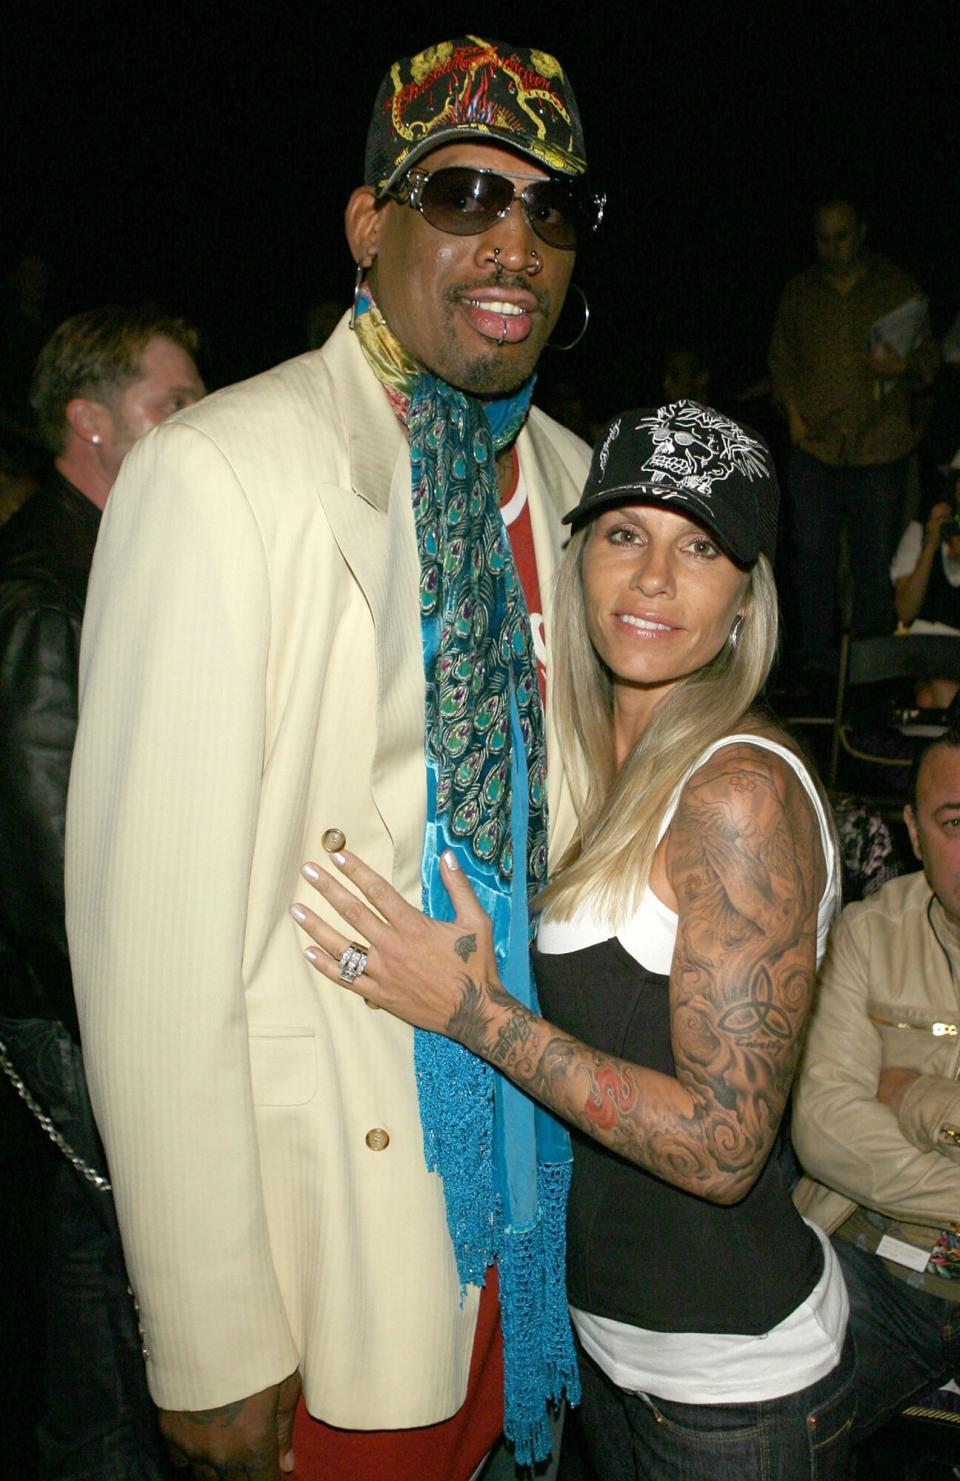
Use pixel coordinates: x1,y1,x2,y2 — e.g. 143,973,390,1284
353,287,579,1463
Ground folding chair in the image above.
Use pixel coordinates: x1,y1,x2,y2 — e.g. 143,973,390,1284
828,634,960,790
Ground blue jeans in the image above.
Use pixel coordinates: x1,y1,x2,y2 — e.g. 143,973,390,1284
787,448,908,663
834,1237,960,1442
0,1017,174,1480
575,1329,856,1481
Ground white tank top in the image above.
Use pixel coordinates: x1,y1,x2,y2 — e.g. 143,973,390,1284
539,732,839,969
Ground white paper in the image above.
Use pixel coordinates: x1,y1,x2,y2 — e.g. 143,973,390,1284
876,1233,931,1272
870,296,930,359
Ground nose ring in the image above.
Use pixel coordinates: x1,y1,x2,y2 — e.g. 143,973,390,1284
529,248,542,273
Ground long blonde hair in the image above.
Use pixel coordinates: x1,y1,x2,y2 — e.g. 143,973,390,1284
540,532,780,922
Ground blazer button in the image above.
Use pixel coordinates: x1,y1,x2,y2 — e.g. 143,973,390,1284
365,1127,390,1151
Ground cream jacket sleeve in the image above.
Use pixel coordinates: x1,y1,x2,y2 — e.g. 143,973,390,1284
66,421,299,1408
899,1072,960,1160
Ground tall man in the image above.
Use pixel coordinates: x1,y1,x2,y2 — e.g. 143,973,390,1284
65,38,600,1481
793,729,960,1439
0,306,204,1479
769,195,938,673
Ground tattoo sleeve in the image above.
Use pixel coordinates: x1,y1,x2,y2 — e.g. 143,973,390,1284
444,746,824,1205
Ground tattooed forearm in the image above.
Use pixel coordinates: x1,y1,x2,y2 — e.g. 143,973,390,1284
446,977,494,1052
438,745,825,1207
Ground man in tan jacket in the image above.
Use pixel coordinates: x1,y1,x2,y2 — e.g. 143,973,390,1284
65,36,600,1481
794,728,960,1440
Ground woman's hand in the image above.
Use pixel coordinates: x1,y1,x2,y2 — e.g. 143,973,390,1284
924,501,952,548
290,846,500,1036
865,340,908,379
896,503,952,623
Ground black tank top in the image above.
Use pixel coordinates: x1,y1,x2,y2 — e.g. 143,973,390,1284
533,936,823,1334
919,544,960,629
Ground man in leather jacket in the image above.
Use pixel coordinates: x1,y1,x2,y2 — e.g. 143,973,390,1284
0,306,203,1480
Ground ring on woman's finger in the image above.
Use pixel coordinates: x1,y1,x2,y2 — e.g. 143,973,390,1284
337,941,368,984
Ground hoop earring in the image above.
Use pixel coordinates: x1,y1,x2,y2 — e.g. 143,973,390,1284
728,614,744,648
547,284,590,351
349,262,364,331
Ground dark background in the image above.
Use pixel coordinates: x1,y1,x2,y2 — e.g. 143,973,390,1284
4,0,957,408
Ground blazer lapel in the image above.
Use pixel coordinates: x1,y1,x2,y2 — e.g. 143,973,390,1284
314,324,426,885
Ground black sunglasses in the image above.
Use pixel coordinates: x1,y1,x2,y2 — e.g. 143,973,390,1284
382,165,605,251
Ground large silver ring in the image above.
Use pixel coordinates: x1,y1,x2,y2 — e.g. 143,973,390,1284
338,942,368,984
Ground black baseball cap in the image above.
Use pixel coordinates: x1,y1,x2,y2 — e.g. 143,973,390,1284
564,401,780,567
365,36,588,196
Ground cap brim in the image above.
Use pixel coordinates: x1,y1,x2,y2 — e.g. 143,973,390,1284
562,484,756,566
375,124,586,195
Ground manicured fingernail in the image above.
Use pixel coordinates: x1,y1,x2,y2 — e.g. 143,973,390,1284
290,904,307,923
442,849,460,870
304,946,319,963
302,863,320,882
330,851,346,867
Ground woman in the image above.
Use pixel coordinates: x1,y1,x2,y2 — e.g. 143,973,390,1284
891,449,960,709
292,402,855,1479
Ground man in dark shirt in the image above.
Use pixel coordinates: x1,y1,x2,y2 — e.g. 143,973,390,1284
0,306,203,1480
769,196,938,673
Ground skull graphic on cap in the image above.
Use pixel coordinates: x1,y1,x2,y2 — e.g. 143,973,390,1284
639,403,767,499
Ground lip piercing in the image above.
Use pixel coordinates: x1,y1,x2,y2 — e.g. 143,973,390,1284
490,249,512,342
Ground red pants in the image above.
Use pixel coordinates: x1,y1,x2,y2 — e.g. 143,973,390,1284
291,1270,503,1480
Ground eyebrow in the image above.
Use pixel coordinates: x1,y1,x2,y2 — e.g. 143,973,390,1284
932,802,960,820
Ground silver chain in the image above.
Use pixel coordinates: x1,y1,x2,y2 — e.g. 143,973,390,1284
0,1035,111,1192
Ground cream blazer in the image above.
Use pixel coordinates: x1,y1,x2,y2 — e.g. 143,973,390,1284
65,319,589,1424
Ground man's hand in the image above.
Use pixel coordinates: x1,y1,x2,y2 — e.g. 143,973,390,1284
161,1369,301,1479
865,341,908,379
877,1066,920,1117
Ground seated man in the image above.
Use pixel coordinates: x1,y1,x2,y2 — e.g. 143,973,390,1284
793,728,960,1439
